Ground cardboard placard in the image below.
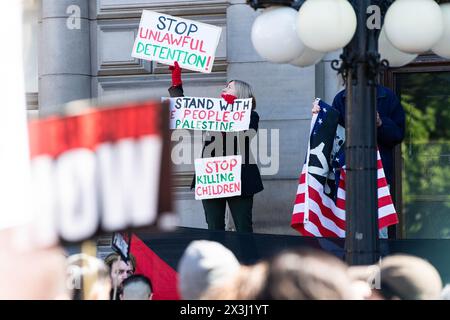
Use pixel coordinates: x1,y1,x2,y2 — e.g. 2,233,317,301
194,155,242,200
28,100,173,245
112,232,132,262
132,10,222,73
163,97,252,132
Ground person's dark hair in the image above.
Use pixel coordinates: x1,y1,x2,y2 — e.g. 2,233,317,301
122,274,153,292
104,252,136,273
255,248,354,300
228,80,256,111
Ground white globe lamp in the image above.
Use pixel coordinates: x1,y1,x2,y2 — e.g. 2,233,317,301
297,0,357,53
379,27,418,67
432,3,450,59
384,0,444,54
290,47,325,67
251,7,306,63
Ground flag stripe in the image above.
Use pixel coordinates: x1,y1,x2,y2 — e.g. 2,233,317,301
308,188,346,229
379,212,399,229
302,224,320,237
307,175,346,220
304,210,341,238
378,195,394,208
308,199,345,232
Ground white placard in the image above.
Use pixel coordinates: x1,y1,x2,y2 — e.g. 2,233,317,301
132,10,222,73
163,97,252,132
194,155,242,200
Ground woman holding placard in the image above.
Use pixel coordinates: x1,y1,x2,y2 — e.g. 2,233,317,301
168,62,263,232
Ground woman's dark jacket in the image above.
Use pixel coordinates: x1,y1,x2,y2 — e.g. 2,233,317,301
169,85,264,197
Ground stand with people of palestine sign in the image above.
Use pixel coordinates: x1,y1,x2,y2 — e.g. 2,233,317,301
163,97,253,132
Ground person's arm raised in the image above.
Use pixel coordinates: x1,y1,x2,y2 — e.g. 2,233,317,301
168,61,184,97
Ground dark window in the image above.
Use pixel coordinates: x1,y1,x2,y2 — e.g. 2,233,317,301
385,57,450,239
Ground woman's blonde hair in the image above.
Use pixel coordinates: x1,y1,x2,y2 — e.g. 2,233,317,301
67,254,111,300
228,80,256,110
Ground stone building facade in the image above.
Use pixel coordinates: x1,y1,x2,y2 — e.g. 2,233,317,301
30,0,344,235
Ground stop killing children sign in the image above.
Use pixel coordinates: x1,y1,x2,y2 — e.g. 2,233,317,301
132,10,222,73
195,156,242,200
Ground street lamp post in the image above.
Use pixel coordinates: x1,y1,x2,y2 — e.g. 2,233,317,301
331,0,389,265
335,0,449,265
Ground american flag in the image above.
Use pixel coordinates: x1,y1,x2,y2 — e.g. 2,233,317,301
291,100,399,238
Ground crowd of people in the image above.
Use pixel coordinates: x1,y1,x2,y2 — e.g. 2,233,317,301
69,240,449,300
56,251,153,301
178,240,446,300
0,231,448,300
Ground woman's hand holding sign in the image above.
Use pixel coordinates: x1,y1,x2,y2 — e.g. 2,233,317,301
169,61,182,87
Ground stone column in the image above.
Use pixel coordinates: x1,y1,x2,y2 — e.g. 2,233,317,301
39,0,91,115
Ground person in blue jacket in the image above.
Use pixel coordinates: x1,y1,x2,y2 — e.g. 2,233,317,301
313,85,405,187
313,85,405,239
332,85,405,187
